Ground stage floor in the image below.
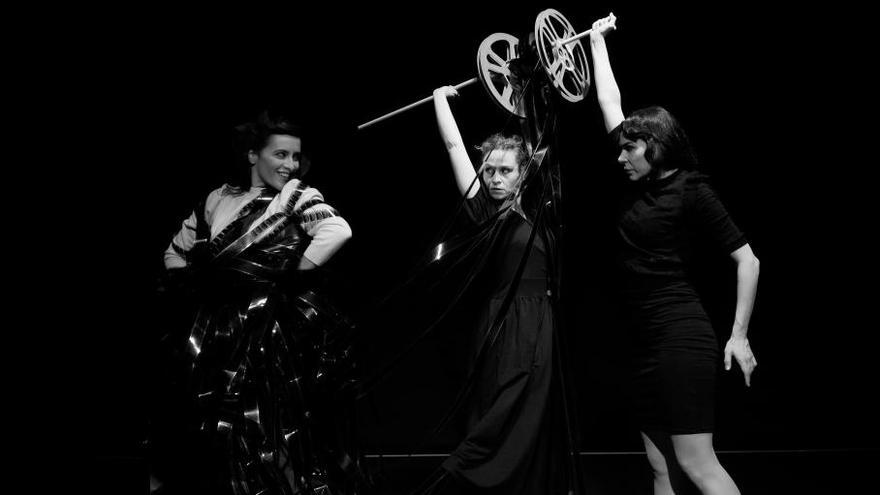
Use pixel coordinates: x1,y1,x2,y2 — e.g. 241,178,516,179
98,448,878,494
362,449,877,494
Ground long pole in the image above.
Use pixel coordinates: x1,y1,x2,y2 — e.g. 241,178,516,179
357,78,478,131
556,12,616,47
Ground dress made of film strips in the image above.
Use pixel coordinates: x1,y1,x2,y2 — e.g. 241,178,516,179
163,179,361,495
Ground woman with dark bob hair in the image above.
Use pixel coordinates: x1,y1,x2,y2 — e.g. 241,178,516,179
589,14,760,495
153,109,358,494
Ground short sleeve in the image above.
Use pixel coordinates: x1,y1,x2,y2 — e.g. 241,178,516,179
462,185,498,225
164,187,224,269
685,175,747,254
608,122,623,145
607,123,625,169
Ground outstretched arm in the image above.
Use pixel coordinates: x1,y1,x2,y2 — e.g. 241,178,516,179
433,86,480,198
724,243,761,386
589,13,625,132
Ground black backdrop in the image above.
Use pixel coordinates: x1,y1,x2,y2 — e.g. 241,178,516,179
85,0,877,471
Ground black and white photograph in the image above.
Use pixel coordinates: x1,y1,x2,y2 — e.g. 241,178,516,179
86,2,876,494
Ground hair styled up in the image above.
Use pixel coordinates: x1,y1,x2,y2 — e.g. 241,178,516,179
476,133,540,209
477,133,529,171
226,110,310,191
620,106,698,171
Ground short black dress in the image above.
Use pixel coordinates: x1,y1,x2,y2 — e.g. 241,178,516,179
614,164,747,434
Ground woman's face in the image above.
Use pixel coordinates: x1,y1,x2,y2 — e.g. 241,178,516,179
481,149,521,200
617,135,653,181
249,134,302,191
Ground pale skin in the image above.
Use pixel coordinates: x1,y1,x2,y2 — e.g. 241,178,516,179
248,133,317,270
590,13,760,495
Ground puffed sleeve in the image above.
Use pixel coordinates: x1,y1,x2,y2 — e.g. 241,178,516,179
290,184,352,266
462,183,497,225
163,187,223,269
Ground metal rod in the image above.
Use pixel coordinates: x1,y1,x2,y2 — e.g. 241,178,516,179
556,13,616,47
357,77,478,131
558,28,593,46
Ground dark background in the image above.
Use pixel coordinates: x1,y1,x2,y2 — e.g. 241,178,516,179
81,0,876,490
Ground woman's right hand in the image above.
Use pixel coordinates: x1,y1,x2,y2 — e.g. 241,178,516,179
434,86,459,99
591,12,617,39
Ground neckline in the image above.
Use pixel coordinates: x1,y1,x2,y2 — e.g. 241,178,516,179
640,168,683,189
655,168,682,183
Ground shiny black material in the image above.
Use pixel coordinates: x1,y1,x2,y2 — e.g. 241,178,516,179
151,188,366,495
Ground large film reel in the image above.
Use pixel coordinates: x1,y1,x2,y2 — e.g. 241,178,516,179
358,10,604,130
534,9,590,103
476,32,525,118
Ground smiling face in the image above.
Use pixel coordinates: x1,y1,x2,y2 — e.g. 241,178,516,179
481,149,521,200
249,134,302,191
617,134,653,181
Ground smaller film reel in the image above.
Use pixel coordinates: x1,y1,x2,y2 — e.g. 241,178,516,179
477,32,525,118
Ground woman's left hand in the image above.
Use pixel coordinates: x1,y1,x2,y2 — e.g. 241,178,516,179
590,12,617,39
724,336,757,387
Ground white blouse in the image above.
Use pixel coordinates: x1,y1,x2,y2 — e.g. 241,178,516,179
165,179,351,269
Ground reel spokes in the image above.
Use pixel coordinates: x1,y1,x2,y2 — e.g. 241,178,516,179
477,32,525,118
357,9,605,130
534,8,590,103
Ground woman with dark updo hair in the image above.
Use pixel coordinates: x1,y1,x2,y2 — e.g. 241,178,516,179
151,109,360,494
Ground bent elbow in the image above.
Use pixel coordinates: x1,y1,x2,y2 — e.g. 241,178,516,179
340,223,353,244
337,218,353,243
742,254,760,279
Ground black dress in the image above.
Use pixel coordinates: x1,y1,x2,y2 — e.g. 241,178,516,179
615,167,747,434
436,186,566,494
152,184,362,495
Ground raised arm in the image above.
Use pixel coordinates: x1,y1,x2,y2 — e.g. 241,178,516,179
433,86,480,199
724,243,761,386
589,13,625,132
